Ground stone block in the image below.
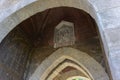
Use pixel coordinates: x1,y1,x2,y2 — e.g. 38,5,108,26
54,21,75,48
89,0,120,11
98,7,120,29
103,27,120,51
109,50,120,80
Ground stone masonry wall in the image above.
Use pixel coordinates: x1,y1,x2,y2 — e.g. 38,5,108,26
1,0,120,79
0,28,32,80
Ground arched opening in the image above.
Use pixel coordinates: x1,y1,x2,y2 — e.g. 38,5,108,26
54,67,90,80
0,7,110,80
29,47,109,80
67,76,90,80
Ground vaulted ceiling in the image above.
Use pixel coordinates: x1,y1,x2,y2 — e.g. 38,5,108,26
17,7,97,46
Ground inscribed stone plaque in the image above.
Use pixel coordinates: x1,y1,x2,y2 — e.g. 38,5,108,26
54,21,75,48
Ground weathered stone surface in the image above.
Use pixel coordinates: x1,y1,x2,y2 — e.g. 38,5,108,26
89,0,120,11
98,7,120,29
104,28,120,51
0,0,37,23
97,6,120,80
0,13,20,43
109,50,120,80
0,0,120,80
54,21,75,48
0,28,32,80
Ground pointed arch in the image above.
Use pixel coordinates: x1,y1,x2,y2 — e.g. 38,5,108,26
29,47,109,80
47,61,92,80
67,76,90,80
0,0,119,80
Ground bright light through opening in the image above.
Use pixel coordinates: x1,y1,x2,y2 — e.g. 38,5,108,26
67,76,91,80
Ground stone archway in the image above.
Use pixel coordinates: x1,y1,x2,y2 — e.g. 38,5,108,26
47,62,92,80
29,47,109,80
0,0,99,43
1,0,120,80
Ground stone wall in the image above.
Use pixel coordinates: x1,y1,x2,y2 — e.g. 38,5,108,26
1,0,120,79
0,28,32,80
